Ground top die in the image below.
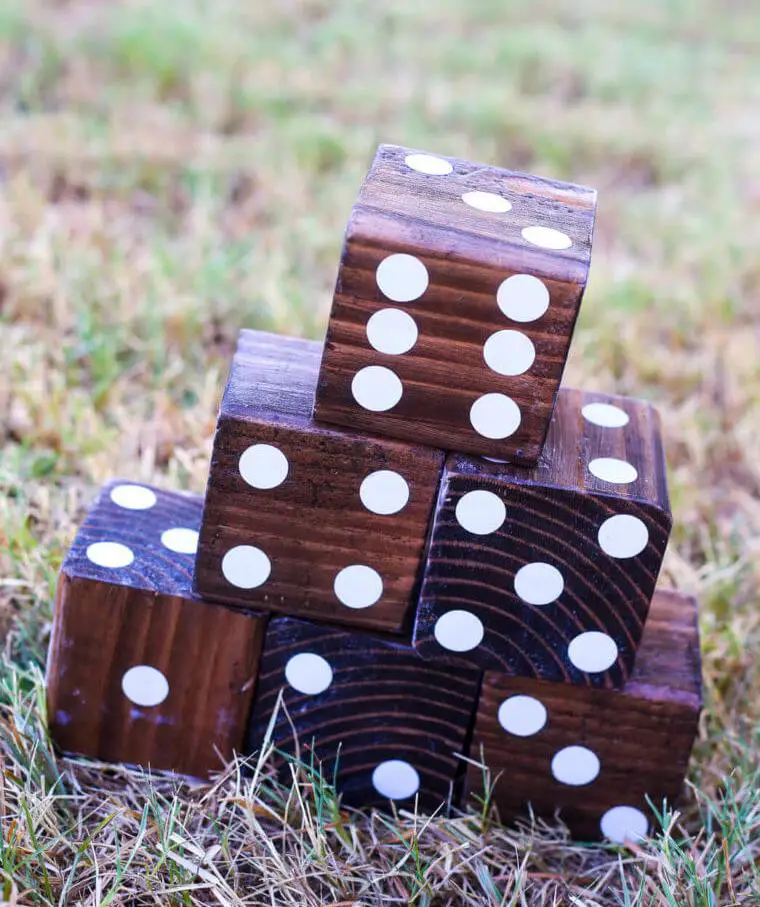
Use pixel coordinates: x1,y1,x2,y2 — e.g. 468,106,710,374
314,144,597,464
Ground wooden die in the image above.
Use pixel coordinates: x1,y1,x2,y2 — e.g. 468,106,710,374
315,143,597,464
245,616,481,811
467,589,702,841
413,388,671,688
46,481,265,777
194,329,444,633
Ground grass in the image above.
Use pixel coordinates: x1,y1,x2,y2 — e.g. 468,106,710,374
0,0,759,901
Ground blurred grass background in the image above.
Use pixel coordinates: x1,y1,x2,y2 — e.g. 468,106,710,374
0,0,759,902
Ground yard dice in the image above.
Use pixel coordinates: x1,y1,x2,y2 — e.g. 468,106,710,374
46,481,266,777
194,329,443,633
413,388,671,687
245,616,481,811
467,589,701,841
314,143,597,464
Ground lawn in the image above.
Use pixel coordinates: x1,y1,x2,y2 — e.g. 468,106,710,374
1,0,759,902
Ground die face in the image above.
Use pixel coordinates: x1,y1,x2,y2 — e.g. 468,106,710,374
413,391,672,686
62,480,203,597
520,387,670,506
362,146,596,259
195,330,444,633
47,485,266,777
314,144,597,463
414,476,668,686
466,590,701,841
245,618,482,811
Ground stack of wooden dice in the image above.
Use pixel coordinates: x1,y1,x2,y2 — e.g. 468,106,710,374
46,145,702,843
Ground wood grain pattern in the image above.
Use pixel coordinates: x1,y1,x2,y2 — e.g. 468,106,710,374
315,143,597,464
413,388,672,687
466,589,702,841
194,329,444,633
46,481,266,777
245,617,482,811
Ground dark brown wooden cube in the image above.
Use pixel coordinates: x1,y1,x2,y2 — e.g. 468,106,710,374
245,617,481,811
466,589,701,841
194,329,444,633
46,481,266,777
314,143,597,464
413,388,672,687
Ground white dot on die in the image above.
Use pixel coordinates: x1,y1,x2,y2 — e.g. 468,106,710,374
589,458,638,485
372,759,420,800
455,489,506,535
221,545,271,589
598,514,649,558
121,665,169,707
160,528,199,555
551,745,600,786
514,562,564,605
334,564,383,609
351,366,403,412
462,191,512,213
366,308,418,355
568,631,619,673
239,444,289,490
86,541,134,569
581,402,630,428
496,274,550,323
522,226,572,250
360,470,410,515
483,330,536,376
375,253,429,302
404,153,453,175
284,652,333,695
470,393,522,440
434,610,484,652
498,695,547,737
110,485,157,511
600,806,649,844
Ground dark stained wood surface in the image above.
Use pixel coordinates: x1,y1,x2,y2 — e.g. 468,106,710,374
195,329,444,633
315,143,597,464
46,481,266,777
413,388,672,687
245,616,482,811
466,589,702,840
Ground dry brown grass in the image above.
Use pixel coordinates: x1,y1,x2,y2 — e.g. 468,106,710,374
1,0,759,902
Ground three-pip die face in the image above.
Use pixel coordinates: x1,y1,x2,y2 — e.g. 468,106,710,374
413,388,672,687
46,482,266,777
194,329,443,633
467,590,701,842
315,143,597,464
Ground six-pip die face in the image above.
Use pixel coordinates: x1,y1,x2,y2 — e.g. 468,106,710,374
314,143,597,465
413,388,672,688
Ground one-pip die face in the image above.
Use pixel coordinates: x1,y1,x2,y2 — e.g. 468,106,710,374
413,388,672,688
315,143,597,465
46,481,265,777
